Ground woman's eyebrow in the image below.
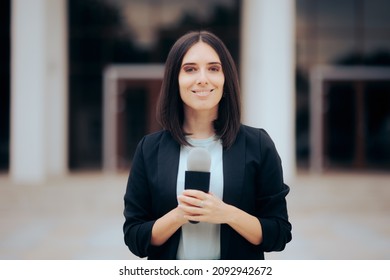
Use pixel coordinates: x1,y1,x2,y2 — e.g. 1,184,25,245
182,62,221,66
181,62,197,67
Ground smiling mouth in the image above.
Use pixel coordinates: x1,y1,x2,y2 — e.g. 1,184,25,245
191,89,214,96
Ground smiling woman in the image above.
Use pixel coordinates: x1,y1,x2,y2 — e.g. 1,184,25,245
179,42,225,137
123,30,292,260
156,31,241,149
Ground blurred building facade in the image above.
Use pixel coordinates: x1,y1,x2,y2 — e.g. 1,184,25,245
1,0,390,185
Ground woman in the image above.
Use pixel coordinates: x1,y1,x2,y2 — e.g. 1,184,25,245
123,30,292,260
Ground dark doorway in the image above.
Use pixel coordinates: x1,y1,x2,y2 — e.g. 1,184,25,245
0,0,10,171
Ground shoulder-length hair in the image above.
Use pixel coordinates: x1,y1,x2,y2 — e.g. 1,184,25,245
156,30,241,149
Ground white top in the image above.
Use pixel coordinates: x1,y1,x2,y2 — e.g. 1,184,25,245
176,136,224,260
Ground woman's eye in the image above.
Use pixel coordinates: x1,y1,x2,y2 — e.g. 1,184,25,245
209,65,221,72
183,66,197,73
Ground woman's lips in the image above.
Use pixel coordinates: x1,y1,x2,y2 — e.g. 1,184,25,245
191,89,214,96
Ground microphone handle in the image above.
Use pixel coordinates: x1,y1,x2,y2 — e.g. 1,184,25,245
184,171,210,224
184,171,210,192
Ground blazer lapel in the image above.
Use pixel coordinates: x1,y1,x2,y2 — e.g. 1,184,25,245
221,127,246,258
157,132,181,212
156,132,183,259
222,128,246,206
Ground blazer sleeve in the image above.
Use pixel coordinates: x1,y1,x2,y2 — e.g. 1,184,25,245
256,129,292,252
123,136,156,258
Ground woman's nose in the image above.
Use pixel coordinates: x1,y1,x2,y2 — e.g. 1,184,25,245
196,69,208,85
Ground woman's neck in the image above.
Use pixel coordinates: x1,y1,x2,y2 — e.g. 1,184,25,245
183,111,216,139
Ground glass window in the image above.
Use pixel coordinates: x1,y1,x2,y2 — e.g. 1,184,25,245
68,0,240,169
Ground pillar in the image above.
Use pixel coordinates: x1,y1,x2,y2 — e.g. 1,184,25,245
10,0,68,184
240,0,296,183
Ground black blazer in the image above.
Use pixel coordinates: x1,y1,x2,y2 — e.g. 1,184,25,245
123,125,292,259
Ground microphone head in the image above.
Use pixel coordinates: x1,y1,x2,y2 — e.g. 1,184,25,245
187,147,211,172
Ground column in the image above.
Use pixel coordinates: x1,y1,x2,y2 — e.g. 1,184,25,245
240,0,296,183
10,0,68,184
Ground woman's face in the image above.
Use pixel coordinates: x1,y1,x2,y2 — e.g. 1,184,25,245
178,41,225,116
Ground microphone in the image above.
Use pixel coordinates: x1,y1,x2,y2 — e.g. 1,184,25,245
185,147,211,224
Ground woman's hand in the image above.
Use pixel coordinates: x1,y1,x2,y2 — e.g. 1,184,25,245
177,189,233,224
177,189,263,245
150,205,189,246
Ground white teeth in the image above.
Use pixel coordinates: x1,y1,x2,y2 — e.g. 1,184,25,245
192,89,213,96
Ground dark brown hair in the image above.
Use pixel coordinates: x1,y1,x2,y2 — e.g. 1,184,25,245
156,30,241,149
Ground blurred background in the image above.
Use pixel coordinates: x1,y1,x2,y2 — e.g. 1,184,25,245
0,0,389,259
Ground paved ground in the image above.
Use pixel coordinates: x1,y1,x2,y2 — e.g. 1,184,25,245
0,170,389,260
